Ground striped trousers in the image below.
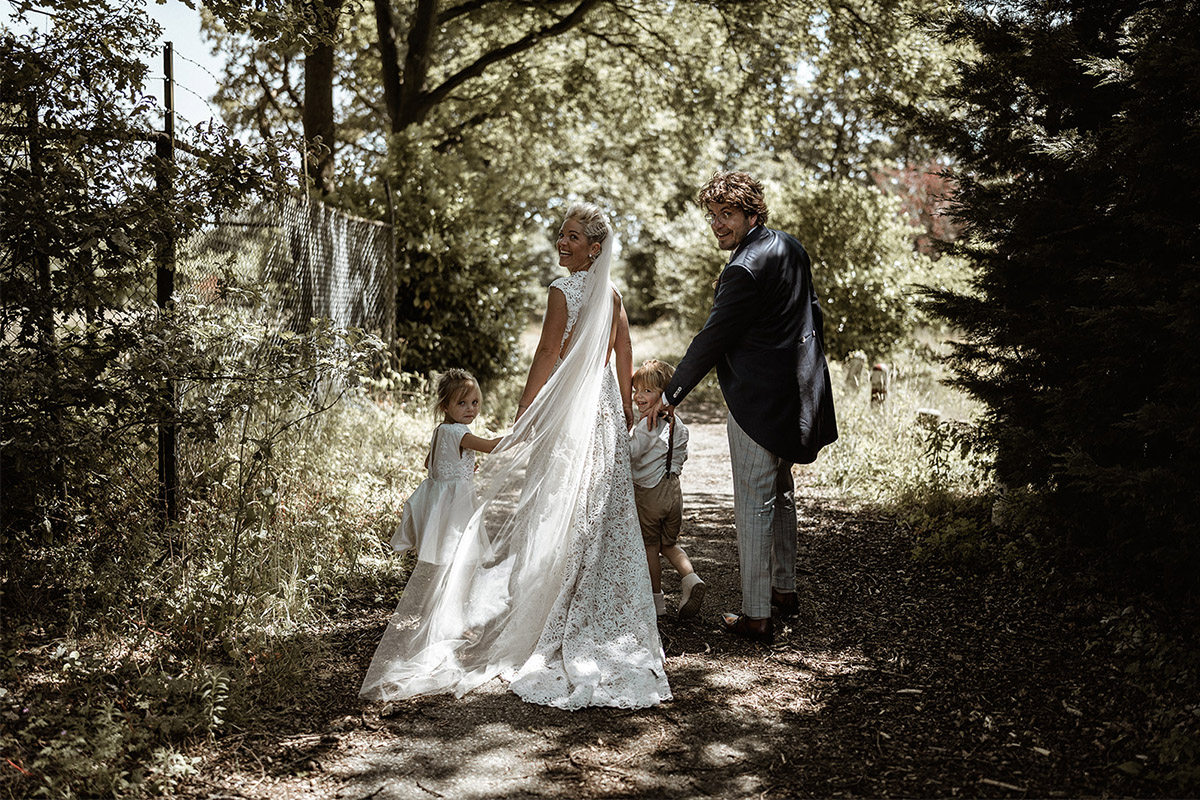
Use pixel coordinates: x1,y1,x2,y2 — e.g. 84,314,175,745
727,413,798,618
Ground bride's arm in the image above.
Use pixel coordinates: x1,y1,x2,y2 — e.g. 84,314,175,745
614,293,634,429
516,287,568,422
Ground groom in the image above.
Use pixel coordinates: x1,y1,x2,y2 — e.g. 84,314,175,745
646,171,837,645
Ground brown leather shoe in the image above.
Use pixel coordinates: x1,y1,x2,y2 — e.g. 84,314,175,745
722,613,774,645
771,589,799,619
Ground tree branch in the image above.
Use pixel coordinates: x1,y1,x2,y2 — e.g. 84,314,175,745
280,52,304,109
414,0,602,124
437,0,499,25
438,0,579,24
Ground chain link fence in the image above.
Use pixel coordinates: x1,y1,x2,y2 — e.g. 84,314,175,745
176,195,395,344
163,193,396,520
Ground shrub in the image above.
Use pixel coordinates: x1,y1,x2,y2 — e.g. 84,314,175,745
386,134,541,385
772,178,966,361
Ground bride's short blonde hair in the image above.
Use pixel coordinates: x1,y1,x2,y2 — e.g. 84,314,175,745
563,202,610,245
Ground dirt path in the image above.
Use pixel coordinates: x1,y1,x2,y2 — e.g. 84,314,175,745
186,407,1162,799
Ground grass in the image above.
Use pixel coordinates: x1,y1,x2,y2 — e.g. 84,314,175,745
1,378,438,799
814,334,989,506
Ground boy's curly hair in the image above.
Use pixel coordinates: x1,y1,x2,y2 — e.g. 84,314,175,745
697,171,769,226
632,359,676,392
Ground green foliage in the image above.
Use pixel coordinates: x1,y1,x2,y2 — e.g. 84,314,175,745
0,377,431,797
772,178,968,360
750,0,966,181
0,5,417,794
164,312,387,641
907,0,1200,580
622,212,723,331
0,631,215,798
0,2,289,557
202,0,971,377
382,132,541,384
1097,606,1200,790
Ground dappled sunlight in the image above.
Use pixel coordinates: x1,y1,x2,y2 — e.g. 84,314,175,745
326,642,874,800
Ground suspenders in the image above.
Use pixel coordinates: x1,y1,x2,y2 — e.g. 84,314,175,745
663,415,675,479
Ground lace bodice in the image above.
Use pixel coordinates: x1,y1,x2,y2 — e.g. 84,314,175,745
550,269,621,356
427,423,475,481
550,270,589,350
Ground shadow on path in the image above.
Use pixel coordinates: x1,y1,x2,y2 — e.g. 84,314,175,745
187,420,1159,799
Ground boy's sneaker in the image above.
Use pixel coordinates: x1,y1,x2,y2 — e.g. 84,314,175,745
653,591,667,616
678,574,706,620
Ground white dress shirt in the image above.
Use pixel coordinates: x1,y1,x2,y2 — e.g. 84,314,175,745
629,414,689,489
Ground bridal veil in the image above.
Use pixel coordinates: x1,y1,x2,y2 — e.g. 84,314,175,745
360,219,628,701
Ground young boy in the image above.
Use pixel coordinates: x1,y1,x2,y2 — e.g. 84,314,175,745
630,359,705,619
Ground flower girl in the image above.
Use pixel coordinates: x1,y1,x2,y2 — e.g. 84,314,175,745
392,369,502,564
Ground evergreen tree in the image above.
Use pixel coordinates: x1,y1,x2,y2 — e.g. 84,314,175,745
912,0,1200,577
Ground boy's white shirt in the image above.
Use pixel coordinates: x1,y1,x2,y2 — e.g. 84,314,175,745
629,413,689,489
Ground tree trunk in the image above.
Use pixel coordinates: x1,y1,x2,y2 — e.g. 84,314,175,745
303,0,345,195
374,0,402,127
395,0,438,133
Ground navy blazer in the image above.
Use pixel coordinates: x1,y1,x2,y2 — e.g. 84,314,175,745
664,225,837,464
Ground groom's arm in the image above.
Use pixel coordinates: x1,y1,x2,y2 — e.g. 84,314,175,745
663,264,759,407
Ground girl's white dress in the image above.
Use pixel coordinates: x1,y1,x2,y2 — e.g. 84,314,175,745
360,232,669,711
391,422,476,565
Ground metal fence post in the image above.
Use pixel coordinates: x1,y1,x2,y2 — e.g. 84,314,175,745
156,42,178,525
27,93,55,359
383,177,397,355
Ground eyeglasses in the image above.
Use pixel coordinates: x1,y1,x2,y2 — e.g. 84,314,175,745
704,209,742,226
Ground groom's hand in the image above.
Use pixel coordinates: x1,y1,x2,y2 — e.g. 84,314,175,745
645,393,674,430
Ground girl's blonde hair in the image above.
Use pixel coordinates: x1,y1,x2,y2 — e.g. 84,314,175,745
632,359,675,392
434,368,479,413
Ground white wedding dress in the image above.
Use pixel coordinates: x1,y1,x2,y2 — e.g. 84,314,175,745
360,228,670,710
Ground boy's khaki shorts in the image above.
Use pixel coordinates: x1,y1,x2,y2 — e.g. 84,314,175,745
634,473,682,548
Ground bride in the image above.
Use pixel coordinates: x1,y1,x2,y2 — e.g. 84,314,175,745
360,202,671,710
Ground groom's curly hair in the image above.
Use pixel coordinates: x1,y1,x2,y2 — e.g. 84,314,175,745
698,171,769,225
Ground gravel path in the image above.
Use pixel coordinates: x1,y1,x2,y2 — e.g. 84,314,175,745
184,404,1164,799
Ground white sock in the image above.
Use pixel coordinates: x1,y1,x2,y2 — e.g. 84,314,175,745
653,591,666,616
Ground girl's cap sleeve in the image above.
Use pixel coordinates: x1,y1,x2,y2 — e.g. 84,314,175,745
447,422,471,446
